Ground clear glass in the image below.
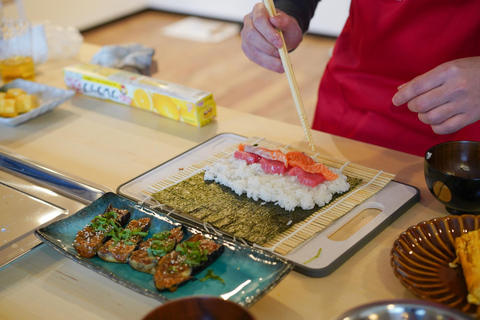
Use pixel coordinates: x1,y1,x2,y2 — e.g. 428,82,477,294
0,18,35,83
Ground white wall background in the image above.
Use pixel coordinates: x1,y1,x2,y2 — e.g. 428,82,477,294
148,0,350,37
2,0,145,30
2,0,350,37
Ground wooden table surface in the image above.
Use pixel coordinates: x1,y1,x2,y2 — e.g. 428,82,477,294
0,44,448,320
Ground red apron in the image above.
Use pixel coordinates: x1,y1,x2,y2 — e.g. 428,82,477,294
312,0,480,156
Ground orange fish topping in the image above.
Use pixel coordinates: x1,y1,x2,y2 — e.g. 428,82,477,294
238,144,338,181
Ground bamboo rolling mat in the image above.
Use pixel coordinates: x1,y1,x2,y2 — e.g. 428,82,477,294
142,136,395,256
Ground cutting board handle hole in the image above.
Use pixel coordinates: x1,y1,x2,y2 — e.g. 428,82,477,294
327,205,383,241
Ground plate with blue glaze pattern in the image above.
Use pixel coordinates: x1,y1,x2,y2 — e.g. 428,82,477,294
34,192,293,307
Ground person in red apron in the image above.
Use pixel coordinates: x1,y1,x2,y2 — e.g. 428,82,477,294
241,0,480,156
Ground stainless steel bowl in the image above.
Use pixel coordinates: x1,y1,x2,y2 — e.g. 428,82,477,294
331,300,473,320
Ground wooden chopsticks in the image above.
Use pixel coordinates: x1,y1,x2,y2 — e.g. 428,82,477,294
262,0,315,152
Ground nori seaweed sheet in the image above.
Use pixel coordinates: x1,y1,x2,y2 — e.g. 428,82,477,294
152,172,362,245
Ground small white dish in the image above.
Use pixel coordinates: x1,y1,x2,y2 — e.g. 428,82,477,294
0,78,75,126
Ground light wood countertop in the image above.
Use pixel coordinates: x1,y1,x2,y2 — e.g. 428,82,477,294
0,44,448,320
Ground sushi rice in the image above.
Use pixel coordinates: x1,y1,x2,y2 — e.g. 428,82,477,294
204,155,350,211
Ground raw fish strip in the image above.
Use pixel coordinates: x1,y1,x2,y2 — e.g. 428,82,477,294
233,150,261,164
287,166,326,187
239,144,338,181
286,151,316,166
241,144,289,167
293,162,338,181
286,151,338,181
260,158,288,175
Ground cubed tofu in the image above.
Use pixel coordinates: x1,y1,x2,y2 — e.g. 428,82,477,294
6,88,26,99
0,98,19,117
0,88,39,117
15,94,39,113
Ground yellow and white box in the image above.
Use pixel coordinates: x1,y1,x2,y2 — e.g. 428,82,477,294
63,63,216,127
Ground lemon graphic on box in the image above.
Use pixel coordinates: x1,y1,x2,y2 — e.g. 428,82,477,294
151,93,180,121
132,89,153,111
176,99,196,121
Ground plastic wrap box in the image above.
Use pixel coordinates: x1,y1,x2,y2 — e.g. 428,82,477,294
63,63,216,127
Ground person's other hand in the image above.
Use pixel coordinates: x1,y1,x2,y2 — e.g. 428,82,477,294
241,3,303,73
393,57,480,134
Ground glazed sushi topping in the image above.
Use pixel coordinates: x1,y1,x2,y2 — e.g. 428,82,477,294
97,218,152,263
176,240,209,267
90,211,122,236
153,234,224,292
147,231,176,257
112,228,149,245
74,205,131,259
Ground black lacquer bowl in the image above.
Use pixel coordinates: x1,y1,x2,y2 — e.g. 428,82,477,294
142,297,255,320
424,141,480,215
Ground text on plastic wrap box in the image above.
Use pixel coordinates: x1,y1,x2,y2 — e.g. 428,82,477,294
63,63,216,127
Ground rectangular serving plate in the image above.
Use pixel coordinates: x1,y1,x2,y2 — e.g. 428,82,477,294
117,133,420,277
34,192,293,307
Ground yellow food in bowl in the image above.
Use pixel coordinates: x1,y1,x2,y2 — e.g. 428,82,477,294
0,88,39,117
453,229,480,305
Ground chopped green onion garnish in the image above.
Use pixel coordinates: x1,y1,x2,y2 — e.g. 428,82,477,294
303,247,322,264
199,269,225,285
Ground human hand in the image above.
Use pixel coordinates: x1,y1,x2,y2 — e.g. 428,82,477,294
392,57,480,134
241,3,303,73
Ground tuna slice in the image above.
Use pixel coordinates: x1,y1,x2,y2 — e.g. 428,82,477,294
286,151,338,181
288,166,326,187
260,157,287,175
233,150,261,164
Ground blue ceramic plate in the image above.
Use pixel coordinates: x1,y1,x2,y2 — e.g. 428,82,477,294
34,192,293,307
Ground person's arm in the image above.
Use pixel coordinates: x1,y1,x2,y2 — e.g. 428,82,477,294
241,1,320,73
274,0,320,34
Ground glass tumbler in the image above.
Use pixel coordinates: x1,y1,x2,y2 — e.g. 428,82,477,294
0,18,35,83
